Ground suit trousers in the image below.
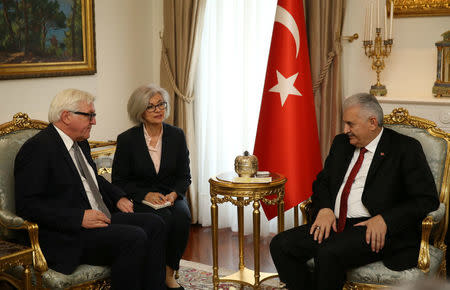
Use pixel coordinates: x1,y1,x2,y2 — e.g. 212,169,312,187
134,197,191,270
270,218,385,290
79,212,166,290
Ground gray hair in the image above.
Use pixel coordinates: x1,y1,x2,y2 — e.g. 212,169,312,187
48,89,95,123
343,93,384,127
127,84,171,125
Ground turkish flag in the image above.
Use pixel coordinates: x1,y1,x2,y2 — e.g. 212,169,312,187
254,0,322,220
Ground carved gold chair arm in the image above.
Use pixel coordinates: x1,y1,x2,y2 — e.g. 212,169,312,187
0,210,48,272
300,199,314,225
417,203,445,273
0,209,25,227
418,216,434,273
88,140,116,149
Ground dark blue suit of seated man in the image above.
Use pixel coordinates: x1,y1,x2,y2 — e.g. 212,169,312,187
270,93,439,290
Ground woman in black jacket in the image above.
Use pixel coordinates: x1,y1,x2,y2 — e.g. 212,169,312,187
112,84,191,290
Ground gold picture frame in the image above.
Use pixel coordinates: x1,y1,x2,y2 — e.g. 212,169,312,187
387,0,450,17
0,0,96,80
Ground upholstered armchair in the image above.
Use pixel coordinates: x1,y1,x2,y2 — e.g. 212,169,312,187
300,108,450,289
0,113,116,289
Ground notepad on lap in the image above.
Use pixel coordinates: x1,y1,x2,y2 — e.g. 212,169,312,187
142,200,171,210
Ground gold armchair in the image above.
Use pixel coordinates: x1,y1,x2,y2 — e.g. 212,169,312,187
0,113,116,289
300,108,450,289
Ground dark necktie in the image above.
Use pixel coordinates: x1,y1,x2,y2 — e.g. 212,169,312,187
72,142,111,218
337,147,368,232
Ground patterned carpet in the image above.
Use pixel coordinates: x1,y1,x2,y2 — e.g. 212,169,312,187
178,260,281,289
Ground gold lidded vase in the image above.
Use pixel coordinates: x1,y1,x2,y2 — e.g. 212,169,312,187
234,151,258,177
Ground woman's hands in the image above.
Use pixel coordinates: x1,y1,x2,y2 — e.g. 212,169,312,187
145,192,168,205
144,191,178,205
165,192,178,205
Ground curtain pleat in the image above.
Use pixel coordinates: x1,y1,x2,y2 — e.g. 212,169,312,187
160,0,206,223
306,0,346,159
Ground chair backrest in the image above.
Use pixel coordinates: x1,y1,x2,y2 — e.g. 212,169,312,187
0,113,48,239
383,108,450,246
91,145,116,182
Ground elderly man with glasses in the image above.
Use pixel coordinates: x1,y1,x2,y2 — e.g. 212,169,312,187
14,88,167,290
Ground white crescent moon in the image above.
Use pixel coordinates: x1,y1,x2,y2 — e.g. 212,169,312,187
275,5,300,58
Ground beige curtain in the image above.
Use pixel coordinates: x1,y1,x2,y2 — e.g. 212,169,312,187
305,0,346,159
160,0,206,223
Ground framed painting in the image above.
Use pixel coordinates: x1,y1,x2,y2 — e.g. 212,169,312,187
388,0,450,17
0,0,95,80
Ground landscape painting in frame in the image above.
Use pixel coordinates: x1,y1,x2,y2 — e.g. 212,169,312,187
0,0,95,80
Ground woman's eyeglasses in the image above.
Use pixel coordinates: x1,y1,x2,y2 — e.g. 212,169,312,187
146,102,167,112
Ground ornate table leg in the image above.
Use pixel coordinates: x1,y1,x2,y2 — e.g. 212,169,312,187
23,264,31,290
211,194,219,290
277,191,285,233
253,200,261,287
237,197,245,270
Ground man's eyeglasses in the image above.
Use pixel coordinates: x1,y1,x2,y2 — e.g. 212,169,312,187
71,111,97,121
146,101,167,112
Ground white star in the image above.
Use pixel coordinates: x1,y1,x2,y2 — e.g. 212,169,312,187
269,70,302,107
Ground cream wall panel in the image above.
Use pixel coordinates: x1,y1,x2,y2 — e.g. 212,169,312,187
342,0,450,101
1,0,448,139
341,0,450,134
0,0,164,141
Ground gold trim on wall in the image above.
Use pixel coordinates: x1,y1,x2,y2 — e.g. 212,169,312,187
0,0,96,80
388,0,450,17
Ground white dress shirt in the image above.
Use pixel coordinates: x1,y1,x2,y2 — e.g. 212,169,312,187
54,126,102,211
334,128,384,218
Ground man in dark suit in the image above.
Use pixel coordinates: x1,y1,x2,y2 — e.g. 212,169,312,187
14,89,166,290
270,93,439,290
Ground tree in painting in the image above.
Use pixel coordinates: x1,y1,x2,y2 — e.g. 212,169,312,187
64,0,82,59
0,0,84,63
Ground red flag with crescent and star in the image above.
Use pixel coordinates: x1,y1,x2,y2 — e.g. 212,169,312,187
254,0,322,220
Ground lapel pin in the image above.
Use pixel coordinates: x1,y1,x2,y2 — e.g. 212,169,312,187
380,152,385,156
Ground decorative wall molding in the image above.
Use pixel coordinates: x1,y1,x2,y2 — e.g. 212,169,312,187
379,99,450,133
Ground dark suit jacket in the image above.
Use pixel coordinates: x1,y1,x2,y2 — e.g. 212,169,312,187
311,127,439,270
14,124,125,274
112,123,191,202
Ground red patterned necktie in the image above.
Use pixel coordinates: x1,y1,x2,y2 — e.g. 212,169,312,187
337,147,368,232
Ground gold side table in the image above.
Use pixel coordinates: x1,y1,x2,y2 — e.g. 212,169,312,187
209,172,286,289
0,240,34,290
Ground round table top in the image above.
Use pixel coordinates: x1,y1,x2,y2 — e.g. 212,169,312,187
216,171,284,183
209,172,286,199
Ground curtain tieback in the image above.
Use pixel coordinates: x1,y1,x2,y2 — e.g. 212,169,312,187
312,32,342,94
160,34,194,104
312,50,337,94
